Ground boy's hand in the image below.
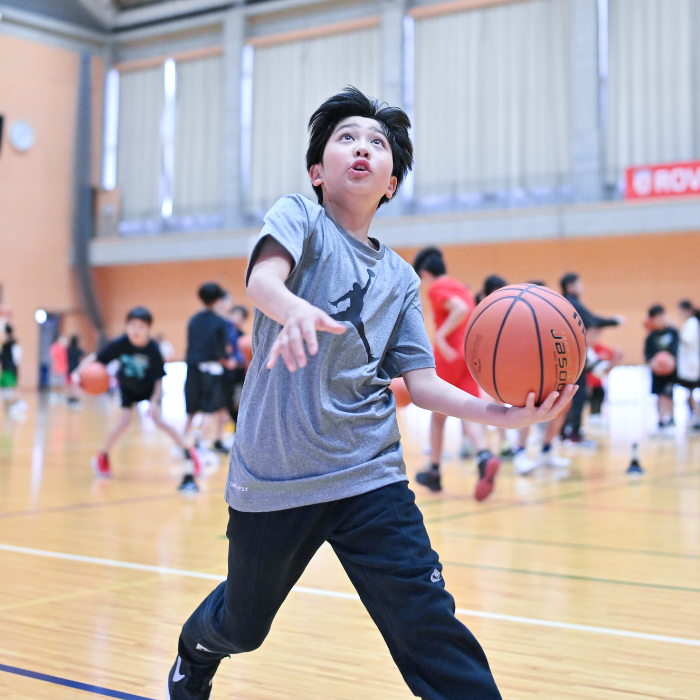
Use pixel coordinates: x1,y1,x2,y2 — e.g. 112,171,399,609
267,302,345,371
501,384,578,429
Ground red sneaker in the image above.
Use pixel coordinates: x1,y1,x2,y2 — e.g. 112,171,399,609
91,452,112,478
186,448,202,477
474,453,499,502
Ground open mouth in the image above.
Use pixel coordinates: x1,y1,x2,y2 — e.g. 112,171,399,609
350,159,370,173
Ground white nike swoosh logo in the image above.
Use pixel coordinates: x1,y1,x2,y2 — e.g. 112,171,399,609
196,643,214,652
173,657,185,682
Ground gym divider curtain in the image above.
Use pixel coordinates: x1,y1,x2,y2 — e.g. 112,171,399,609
605,0,700,183
173,56,224,220
248,28,381,216
412,0,572,201
116,66,164,221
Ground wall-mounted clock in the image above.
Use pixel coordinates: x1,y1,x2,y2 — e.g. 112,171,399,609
9,119,35,152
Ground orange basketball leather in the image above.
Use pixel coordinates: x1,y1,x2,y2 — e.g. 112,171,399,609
464,284,587,406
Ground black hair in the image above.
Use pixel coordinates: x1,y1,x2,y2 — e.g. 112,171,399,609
4,324,13,336
413,247,446,277
306,86,413,208
483,275,507,298
69,335,79,347
198,282,226,306
230,304,249,320
648,304,665,318
126,306,153,325
527,280,546,287
560,272,579,295
679,299,700,321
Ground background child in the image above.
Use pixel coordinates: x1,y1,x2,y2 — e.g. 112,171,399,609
75,306,200,491
66,335,84,405
413,247,500,499
184,283,231,457
586,324,623,420
0,324,25,415
223,304,249,427
644,304,679,430
676,299,700,430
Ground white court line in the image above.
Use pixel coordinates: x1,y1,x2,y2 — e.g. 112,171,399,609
2,543,699,648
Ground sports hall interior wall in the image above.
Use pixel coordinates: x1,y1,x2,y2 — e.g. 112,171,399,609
91,230,700,365
0,33,102,388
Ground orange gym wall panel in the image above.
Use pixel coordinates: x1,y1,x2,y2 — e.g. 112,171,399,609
91,230,700,367
0,33,93,388
92,258,250,360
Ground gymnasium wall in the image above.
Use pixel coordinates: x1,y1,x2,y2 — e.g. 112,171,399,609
91,230,700,366
0,33,98,388
92,258,250,357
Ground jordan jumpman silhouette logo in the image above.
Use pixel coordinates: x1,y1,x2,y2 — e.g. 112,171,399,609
329,269,376,363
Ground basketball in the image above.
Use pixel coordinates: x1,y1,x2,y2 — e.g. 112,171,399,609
464,284,587,406
650,350,676,376
238,335,253,368
390,377,411,408
79,362,110,395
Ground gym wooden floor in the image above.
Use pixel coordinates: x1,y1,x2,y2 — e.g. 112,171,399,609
0,381,699,699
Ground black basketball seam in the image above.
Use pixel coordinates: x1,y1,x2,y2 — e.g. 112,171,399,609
491,286,537,403
463,295,526,356
521,288,585,377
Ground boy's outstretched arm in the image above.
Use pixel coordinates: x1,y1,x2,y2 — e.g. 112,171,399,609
402,367,577,430
247,236,346,371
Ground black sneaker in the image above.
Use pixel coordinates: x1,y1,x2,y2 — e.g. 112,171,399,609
166,655,219,700
500,446,516,460
212,440,229,455
415,469,442,492
178,474,199,494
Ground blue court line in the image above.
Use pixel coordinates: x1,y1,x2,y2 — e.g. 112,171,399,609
0,663,156,699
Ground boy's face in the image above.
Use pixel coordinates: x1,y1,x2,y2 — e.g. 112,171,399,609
310,117,397,208
417,269,437,287
650,314,666,330
125,319,150,347
230,310,245,327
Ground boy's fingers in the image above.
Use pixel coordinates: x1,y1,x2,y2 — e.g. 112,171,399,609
301,319,319,355
318,314,346,334
538,390,559,415
288,325,307,368
524,392,536,410
266,342,280,369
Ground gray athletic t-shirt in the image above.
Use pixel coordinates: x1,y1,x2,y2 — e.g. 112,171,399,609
225,194,435,512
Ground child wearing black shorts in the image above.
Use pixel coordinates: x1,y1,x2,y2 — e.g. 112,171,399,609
644,304,679,430
184,283,231,455
166,88,575,700
75,307,200,491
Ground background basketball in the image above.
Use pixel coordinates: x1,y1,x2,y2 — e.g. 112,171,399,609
79,362,110,395
390,377,411,408
464,284,587,406
650,350,676,376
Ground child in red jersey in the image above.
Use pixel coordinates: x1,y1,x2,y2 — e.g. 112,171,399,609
413,247,499,499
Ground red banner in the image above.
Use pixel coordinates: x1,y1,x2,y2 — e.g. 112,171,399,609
625,160,700,200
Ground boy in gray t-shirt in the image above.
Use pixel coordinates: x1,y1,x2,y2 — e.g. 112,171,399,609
167,88,576,700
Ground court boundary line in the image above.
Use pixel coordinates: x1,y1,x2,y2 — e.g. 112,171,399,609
2,543,699,649
0,662,155,699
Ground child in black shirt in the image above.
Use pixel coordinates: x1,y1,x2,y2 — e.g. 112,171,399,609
74,307,200,491
644,304,679,429
184,283,231,454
